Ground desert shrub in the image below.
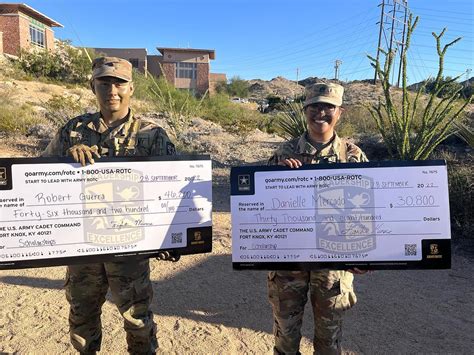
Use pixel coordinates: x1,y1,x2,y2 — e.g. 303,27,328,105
135,71,203,136
448,164,473,239
131,70,156,101
43,94,85,127
274,101,306,140
257,113,280,134
435,150,474,240
339,105,378,137
266,95,286,111
16,41,96,85
228,76,249,98
452,120,474,147
216,76,249,98
200,93,262,133
214,80,228,95
0,103,45,134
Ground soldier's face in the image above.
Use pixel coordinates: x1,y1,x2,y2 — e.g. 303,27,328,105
92,76,134,115
305,103,342,142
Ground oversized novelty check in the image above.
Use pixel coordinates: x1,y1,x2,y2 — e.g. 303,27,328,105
231,160,451,270
0,156,212,270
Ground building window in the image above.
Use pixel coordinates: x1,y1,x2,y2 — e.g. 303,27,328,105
129,58,139,68
29,24,45,48
176,62,197,79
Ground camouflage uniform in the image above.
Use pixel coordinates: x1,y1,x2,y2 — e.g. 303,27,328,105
268,132,368,355
43,110,175,355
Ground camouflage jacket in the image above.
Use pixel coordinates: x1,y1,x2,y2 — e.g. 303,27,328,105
269,132,368,165
43,110,176,157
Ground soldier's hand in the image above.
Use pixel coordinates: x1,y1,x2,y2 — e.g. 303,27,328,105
279,158,302,168
67,144,100,166
155,251,180,262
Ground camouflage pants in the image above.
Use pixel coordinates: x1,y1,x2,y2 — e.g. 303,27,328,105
65,258,157,355
268,270,357,355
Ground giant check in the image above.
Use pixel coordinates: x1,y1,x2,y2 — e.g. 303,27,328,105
231,160,451,270
0,156,212,269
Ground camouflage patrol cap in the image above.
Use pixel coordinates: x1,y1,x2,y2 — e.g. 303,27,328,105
304,82,344,107
92,57,132,82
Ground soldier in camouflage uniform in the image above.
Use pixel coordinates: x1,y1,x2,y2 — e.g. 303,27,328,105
43,57,176,355
268,83,368,355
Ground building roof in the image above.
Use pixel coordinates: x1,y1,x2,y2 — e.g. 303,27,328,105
0,3,63,27
157,47,215,60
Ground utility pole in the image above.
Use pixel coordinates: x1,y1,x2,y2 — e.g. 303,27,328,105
374,0,386,84
396,0,409,87
373,0,409,86
334,60,342,80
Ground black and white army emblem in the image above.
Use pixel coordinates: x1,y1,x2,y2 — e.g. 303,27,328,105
238,174,251,191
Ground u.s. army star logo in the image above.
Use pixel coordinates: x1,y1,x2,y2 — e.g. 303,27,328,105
238,174,251,191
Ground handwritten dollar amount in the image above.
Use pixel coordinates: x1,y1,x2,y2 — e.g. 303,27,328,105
158,190,193,200
390,194,435,208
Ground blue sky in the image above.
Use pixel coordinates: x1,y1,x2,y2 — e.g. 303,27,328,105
18,0,474,84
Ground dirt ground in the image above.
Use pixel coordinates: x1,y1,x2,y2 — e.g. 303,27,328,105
1,125,473,354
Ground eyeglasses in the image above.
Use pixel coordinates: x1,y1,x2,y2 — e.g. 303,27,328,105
306,103,337,115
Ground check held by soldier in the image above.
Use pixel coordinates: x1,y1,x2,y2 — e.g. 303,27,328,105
43,57,177,354
267,83,369,355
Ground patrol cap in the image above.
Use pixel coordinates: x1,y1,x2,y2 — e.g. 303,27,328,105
91,56,132,82
304,82,344,107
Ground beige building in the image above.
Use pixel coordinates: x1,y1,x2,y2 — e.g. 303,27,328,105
93,47,148,74
155,47,216,95
91,46,225,96
0,3,62,56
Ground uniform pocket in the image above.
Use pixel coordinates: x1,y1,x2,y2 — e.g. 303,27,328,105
334,272,357,311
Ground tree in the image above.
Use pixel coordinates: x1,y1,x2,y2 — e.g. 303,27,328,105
367,15,472,160
227,76,249,98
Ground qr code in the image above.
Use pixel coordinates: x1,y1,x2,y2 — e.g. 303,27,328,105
171,232,183,244
405,244,417,256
